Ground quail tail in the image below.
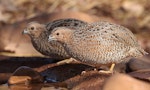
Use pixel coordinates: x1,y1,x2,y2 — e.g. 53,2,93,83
129,47,148,58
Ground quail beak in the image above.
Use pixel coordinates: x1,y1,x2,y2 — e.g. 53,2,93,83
22,29,29,34
48,36,57,42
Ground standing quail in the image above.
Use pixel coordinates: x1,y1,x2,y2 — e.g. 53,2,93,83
22,18,88,60
48,21,148,73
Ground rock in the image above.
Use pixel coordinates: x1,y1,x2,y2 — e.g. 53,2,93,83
127,56,150,72
65,71,111,90
8,66,43,85
103,74,150,90
129,69,150,81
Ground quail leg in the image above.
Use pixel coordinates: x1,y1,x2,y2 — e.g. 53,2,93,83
99,63,115,74
56,58,75,65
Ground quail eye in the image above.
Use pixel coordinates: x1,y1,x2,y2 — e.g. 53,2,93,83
56,33,59,35
31,26,34,30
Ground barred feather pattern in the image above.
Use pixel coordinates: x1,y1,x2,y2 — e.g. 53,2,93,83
51,21,148,65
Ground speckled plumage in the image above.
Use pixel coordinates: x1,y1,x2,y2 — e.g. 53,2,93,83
23,18,88,60
48,21,147,66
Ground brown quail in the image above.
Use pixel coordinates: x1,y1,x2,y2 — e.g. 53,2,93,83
48,21,148,73
22,18,88,60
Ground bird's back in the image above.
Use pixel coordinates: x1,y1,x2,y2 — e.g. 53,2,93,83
46,18,88,32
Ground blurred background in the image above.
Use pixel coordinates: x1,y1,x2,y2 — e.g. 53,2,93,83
0,0,149,30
